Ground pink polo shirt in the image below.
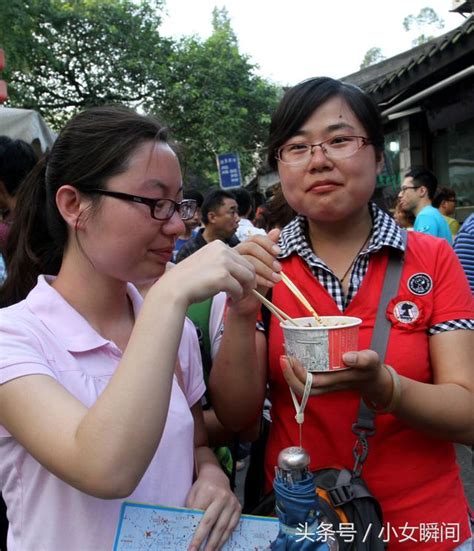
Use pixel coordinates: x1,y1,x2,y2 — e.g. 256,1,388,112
0,275,205,551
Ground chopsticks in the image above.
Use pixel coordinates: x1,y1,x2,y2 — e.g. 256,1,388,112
280,272,322,324
251,289,299,326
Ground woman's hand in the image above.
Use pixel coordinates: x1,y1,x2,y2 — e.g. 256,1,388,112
280,350,393,407
186,462,241,551
157,240,257,306
236,228,282,290
227,229,282,317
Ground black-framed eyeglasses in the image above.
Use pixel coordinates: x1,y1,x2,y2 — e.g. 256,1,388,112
276,135,371,165
398,185,420,194
88,189,197,221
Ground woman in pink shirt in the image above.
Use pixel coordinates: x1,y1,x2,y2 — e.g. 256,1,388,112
0,106,255,550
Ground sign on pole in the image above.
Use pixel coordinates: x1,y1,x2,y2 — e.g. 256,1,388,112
216,152,241,189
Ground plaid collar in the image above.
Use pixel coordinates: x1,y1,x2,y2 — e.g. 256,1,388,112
278,202,405,264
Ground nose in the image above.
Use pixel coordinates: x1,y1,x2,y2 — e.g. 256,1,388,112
162,209,186,236
306,144,333,171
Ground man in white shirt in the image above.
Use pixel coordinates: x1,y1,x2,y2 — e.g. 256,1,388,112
232,187,266,242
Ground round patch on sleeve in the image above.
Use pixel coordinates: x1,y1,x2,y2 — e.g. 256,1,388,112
407,273,433,296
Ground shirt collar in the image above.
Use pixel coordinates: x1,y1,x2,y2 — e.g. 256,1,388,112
278,202,406,260
26,275,143,352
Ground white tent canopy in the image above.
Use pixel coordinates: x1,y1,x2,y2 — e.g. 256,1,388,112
0,107,56,152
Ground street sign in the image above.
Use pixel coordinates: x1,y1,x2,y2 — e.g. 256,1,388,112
216,152,241,189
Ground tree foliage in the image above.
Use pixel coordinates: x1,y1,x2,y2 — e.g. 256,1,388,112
403,7,445,47
360,47,386,69
359,7,446,69
150,7,281,186
0,2,280,186
0,0,172,127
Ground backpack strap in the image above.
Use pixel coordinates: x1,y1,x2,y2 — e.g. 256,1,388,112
352,230,407,476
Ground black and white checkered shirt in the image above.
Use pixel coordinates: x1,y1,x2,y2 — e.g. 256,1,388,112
278,203,473,335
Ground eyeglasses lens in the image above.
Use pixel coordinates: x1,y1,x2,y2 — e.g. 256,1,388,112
279,136,364,164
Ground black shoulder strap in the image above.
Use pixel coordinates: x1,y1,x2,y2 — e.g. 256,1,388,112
352,230,407,474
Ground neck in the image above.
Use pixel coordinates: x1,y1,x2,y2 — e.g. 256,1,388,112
202,226,217,243
414,198,431,216
307,206,372,250
52,254,133,337
307,207,373,291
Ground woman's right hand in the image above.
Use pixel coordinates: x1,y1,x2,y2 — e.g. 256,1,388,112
158,240,257,306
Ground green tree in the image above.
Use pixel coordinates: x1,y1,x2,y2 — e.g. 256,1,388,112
360,47,386,69
403,7,445,47
150,7,281,187
0,0,173,127
0,2,281,185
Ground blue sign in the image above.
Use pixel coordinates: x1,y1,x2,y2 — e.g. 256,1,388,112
216,152,241,189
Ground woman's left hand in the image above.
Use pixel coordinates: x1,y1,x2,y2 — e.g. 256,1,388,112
186,463,241,551
280,349,393,406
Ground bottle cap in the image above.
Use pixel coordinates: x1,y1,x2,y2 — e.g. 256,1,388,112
277,446,310,482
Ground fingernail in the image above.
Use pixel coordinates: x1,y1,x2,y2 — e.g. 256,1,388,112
273,260,282,271
272,272,282,281
272,244,281,254
279,355,288,371
343,352,357,365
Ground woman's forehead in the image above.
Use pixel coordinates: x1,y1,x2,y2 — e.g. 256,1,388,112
301,96,362,132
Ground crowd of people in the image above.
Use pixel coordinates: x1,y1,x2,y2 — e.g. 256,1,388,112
0,77,473,551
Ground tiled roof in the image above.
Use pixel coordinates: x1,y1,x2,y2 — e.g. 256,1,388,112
343,15,474,104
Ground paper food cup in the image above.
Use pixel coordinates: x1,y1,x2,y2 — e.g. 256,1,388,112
281,316,362,372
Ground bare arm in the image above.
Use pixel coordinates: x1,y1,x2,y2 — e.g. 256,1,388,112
210,232,280,432
0,241,257,498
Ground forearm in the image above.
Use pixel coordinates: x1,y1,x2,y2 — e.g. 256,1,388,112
210,308,266,431
75,284,189,494
392,378,474,444
204,409,261,448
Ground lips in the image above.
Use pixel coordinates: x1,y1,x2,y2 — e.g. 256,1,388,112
307,180,342,193
149,248,173,260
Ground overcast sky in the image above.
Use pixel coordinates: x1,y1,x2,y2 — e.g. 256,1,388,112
160,0,464,86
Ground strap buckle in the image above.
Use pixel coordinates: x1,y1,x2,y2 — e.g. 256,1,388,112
327,483,355,507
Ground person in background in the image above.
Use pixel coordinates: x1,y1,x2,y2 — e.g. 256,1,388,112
266,183,297,231
0,136,38,546
172,188,204,261
0,136,37,262
175,189,240,263
433,186,460,238
0,106,255,550
393,197,415,230
454,213,474,294
232,187,267,241
210,77,474,551
398,167,452,244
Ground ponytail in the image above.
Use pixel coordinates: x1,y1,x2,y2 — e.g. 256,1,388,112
0,156,64,307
